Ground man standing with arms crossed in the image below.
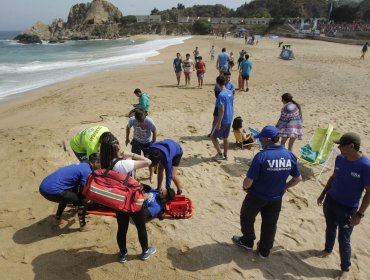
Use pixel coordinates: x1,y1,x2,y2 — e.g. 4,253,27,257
232,125,302,258
317,132,370,280
211,75,234,161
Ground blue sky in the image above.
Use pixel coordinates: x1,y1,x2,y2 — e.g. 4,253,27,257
0,0,249,31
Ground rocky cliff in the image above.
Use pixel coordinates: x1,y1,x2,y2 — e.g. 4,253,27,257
15,0,123,44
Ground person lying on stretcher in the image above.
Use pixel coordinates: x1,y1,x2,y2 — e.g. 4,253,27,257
142,184,176,220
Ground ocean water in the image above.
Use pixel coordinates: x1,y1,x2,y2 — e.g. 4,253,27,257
0,31,191,100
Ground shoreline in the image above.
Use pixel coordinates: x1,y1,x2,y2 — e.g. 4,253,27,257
0,35,191,104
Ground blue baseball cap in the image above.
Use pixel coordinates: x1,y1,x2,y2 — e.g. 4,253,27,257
255,125,279,139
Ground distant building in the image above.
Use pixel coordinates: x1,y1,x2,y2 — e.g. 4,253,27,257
244,18,272,25
178,16,210,23
136,15,161,23
181,17,272,25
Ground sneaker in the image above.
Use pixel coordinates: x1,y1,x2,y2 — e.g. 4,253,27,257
118,252,128,263
257,241,268,259
232,235,253,250
223,154,228,161
213,153,224,161
141,246,156,260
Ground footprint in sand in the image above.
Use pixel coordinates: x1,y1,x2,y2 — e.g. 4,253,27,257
187,125,197,134
211,200,226,210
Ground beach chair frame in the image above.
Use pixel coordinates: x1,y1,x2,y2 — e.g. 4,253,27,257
298,124,340,184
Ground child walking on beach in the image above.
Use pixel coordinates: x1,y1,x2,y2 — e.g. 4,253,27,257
360,42,368,60
182,54,194,86
195,56,206,89
173,53,182,86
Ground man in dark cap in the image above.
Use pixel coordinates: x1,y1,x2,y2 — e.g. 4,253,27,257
317,132,370,279
232,125,302,258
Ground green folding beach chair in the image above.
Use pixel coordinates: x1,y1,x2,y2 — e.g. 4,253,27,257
298,124,341,182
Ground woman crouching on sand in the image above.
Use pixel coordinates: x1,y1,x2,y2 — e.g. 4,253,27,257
99,132,156,263
276,93,303,151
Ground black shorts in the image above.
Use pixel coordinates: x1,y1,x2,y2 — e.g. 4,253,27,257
172,154,182,167
242,75,250,81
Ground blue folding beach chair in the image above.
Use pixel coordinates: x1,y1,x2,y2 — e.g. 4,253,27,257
248,127,262,148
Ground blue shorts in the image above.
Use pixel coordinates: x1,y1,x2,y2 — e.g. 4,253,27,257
197,73,204,79
211,123,231,139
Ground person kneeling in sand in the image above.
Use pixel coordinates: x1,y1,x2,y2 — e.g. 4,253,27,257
128,88,150,117
70,126,109,162
39,153,100,231
147,139,183,195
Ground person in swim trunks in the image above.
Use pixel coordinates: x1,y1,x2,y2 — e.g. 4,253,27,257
182,53,194,86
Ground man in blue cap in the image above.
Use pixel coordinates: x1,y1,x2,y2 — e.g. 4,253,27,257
232,125,302,258
317,132,370,279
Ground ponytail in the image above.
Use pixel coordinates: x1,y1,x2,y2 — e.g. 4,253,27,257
99,132,120,169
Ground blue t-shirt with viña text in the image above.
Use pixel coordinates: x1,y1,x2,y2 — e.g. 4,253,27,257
247,145,301,201
328,155,370,208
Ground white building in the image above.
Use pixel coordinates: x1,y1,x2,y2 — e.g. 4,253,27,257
178,16,210,23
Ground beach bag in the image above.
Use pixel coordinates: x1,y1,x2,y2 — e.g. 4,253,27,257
82,159,145,212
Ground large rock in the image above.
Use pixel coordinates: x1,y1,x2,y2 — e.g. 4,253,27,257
14,21,50,43
14,34,42,44
67,0,122,27
83,0,122,24
16,0,124,43
67,3,90,28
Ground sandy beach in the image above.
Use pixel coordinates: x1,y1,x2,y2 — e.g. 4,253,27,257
0,35,369,280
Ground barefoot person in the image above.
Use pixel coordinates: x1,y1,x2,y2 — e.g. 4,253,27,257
209,45,216,61
317,133,370,279
39,153,100,231
232,125,302,258
211,75,234,160
276,93,303,151
173,53,182,86
195,56,206,89
216,48,229,75
182,53,194,86
147,139,183,195
99,132,155,263
128,88,150,117
239,54,252,92
360,42,368,60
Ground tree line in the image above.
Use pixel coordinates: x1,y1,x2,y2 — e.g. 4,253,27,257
147,1,370,23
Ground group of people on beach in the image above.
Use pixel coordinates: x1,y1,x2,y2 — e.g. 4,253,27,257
173,46,252,92
40,91,185,262
171,42,369,279
38,39,370,280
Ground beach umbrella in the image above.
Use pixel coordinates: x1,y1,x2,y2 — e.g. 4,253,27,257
239,28,247,33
